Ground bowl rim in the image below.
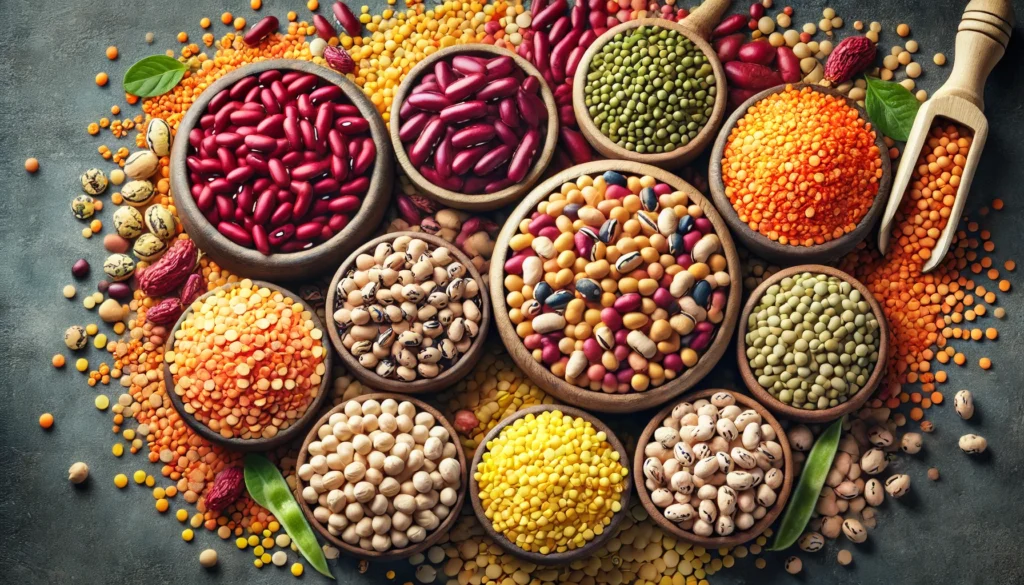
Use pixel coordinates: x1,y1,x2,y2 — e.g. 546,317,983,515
571,17,729,169
324,230,492,394
293,393,468,560
632,388,794,548
388,43,560,212
162,278,333,452
168,59,393,281
707,83,893,266
468,403,633,565
488,159,743,413
735,263,891,423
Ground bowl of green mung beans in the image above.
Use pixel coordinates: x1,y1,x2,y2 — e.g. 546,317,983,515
736,264,890,423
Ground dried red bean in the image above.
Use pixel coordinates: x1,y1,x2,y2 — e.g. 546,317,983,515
332,2,362,36
312,15,336,40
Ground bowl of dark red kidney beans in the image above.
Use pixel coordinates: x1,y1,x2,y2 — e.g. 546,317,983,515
170,59,394,281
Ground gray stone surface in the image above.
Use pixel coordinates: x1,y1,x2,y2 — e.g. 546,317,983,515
1,0,1023,583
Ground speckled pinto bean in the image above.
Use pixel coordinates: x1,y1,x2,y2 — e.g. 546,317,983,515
399,53,549,195
502,170,733,394
187,69,376,255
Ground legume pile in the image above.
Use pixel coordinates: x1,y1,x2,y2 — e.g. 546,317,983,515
34,0,1015,582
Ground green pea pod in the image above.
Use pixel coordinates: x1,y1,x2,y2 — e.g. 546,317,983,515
768,416,845,552
244,454,334,578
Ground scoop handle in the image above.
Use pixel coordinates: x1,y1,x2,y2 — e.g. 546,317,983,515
684,0,732,41
932,0,1014,109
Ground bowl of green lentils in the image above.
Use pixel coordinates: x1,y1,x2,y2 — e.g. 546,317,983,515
736,264,890,423
572,17,728,169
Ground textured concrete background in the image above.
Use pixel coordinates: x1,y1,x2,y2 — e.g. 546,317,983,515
1,0,1023,583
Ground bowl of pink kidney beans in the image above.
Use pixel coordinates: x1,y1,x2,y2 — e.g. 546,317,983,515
391,45,559,211
170,60,393,280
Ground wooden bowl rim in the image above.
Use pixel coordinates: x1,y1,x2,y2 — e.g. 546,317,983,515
468,403,633,565
324,230,492,394
735,264,891,423
707,83,893,266
162,279,333,452
389,44,559,212
293,393,468,560
632,388,794,548
168,59,393,281
572,18,728,169
488,159,742,413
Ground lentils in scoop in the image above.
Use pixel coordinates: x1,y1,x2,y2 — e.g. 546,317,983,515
503,170,732,393
642,392,785,537
745,272,880,410
584,26,716,153
333,236,484,382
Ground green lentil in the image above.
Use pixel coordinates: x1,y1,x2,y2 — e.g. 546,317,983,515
745,272,880,410
583,25,716,154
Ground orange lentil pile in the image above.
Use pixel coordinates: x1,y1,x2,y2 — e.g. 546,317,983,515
840,122,1007,421
165,279,327,440
722,85,884,246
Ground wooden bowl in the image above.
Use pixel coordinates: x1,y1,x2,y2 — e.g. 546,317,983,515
737,264,890,423
633,389,794,549
468,404,632,565
572,11,729,169
325,231,491,394
708,83,893,266
489,160,742,413
294,393,468,560
389,44,559,212
169,59,393,282
163,280,333,452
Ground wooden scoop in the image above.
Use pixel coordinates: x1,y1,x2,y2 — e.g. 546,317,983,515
877,0,1014,272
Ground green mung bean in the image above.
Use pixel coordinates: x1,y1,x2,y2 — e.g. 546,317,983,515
583,25,716,154
745,272,880,410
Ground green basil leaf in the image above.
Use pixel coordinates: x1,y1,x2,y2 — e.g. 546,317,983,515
864,75,920,142
768,416,845,551
244,454,334,578
123,55,186,97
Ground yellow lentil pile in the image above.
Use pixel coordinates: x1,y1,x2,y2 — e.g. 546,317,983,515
475,409,628,554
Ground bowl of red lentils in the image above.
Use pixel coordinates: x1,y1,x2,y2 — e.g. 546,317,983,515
163,278,333,452
489,160,742,414
169,59,394,282
708,83,892,266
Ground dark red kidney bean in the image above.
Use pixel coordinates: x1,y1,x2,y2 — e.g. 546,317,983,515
302,150,321,163
245,15,279,47
328,129,349,158
297,93,315,118
293,160,330,182
570,3,585,29
434,134,454,178
580,29,597,48
276,187,295,203
331,155,349,182
270,203,293,227
292,182,314,218
288,74,319,96
187,156,208,173
398,111,430,141
251,224,271,255
452,55,486,76
451,144,489,175
408,92,452,112
313,15,336,40
558,105,575,126
234,144,250,160
270,80,290,104
197,185,215,211
352,139,375,176
485,177,514,194
268,158,290,187
493,120,519,148
713,33,745,63
440,100,487,124
219,222,253,246
253,177,273,192
315,104,335,138
444,73,486,102
738,40,776,65
328,195,360,213
227,166,256,185
257,114,285,137
247,153,270,173
434,61,457,91
214,133,243,149
284,115,301,148
320,224,336,241
282,70,304,85
210,176,236,194
254,189,277,224
477,77,518,101
237,185,255,214
398,97,416,120
548,16,571,43
335,117,369,135
282,150,304,167
201,134,218,156
421,72,437,85
280,240,315,252
229,76,258,99
419,165,464,192
332,1,362,35
328,214,349,232
462,175,488,194
313,178,340,195
517,90,544,128
486,56,514,80
239,101,264,112
408,116,445,167
299,119,317,151
521,76,540,96
776,46,802,83
190,183,204,197
334,104,360,118
413,81,441,97
244,134,278,152
310,200,331,217
268,223,294,245
713,13,748,38
532,34,550,75
750,2,765,19
213,103,236,131
499,98,520,128
452,123,496,149
551,30,583,83
310,85,343,103
588,10,605,31
203,207,220,225
189,128,204,148
532,0,566,30
508,128,540,183
243,84,262,103
216,195,236,218
207,89,231,114
235,127,258,138
258,70,281,85
473,144,513,175
341,176,370,195
295,222,322,241
559,127,592,164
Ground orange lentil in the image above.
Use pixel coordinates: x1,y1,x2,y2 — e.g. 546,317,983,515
39,413,54,429
931,392,944,404
106,46,118,60
95,72,108,86
251,0,262,9
985,328,998,340
909,407,924,421
1005,260,1016,271
993,198,1004,210
52,355,65,368
935,370,947,383
200,17,211,28
221,12,233,24
25,158,39,173
999,279,1011,292
979,357,992,369
234,17,246,30
177,32,189,43
722,85,883,247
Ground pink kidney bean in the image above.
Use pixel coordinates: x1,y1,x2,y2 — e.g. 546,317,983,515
713,33,745,63
312,15,336,40
724,61,783,90
712,13,748,38
738,40,776,66
776,46,802,83
331,1,361,36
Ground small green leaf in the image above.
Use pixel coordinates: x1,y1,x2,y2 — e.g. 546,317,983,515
864,75,920,141
769,417,845,552
123,55,186,97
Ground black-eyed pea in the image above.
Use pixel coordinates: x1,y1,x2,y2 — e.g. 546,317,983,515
954,390,974,420
959,434,987,454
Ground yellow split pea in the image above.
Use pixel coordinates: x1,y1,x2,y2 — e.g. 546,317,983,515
475,410,627,554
